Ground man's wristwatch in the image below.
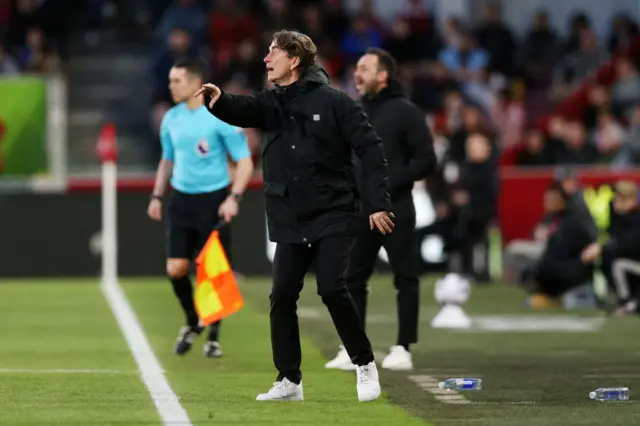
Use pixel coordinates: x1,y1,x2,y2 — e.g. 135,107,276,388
230,192,242,203
150,194,163,201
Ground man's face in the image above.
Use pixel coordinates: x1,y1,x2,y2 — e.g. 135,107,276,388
168,29,190,53
614,194,637,214
543,190,564,213
353,54,385,96
168,67,199,104
264,41,297,84
560,177,578,195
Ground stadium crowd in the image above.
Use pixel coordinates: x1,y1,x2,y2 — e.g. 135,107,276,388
0,0,64,74
3,0,640,314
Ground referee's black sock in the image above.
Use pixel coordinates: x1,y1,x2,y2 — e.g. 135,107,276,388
170,276,199,328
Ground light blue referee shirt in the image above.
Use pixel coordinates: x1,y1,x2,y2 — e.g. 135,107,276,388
160,103,251,194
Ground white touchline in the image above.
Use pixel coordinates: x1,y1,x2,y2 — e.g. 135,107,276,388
101,278,192,426
408,375,471,405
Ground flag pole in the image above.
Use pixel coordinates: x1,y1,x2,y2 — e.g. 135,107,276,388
97,123,118,283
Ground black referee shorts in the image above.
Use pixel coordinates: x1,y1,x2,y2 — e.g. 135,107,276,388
166,188,231,262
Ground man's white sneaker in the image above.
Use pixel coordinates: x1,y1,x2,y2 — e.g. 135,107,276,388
256,378,304,401
325,345,356,371
356,361,381,402
381,345,413,371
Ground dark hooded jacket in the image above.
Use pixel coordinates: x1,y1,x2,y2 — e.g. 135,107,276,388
206,65,391,244
354,79,436,216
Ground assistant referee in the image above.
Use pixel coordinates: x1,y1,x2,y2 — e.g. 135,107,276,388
147,59,254,357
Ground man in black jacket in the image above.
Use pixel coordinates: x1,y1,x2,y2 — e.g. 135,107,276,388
196,30,394,402
593,181,640,315
531,182,597,302
325,48,435,372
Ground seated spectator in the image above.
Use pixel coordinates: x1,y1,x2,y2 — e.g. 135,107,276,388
555,120,598,164
151,27,196,133
317,39,345,80
219,40,265,92
208,0,258,67
613,103,640,166
527,182,598,308
563,11,592,55
449,104,491,163
354,0,384,33
441,15,465,50
156,0,207,48
323,0,349,44
340,15,382,62
0,40,19,75
515,129,554,166
551,28,607,100
16,26,58,72
438,31,489,86
599,181,640,315
441,89,464,134
583,85,611,130
5,0,40,50
611,57,640,120
465,67,504,112
299,3,326,46
383,17,423,64
520,9,559,88
411,62,460,113
608,15,639,54
504,182,566,284
593,110,626,160
446,133,498,282
490,84,525,149
397,0,439,59
473,3,516,76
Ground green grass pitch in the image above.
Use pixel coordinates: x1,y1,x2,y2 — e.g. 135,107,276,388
1,275,640,425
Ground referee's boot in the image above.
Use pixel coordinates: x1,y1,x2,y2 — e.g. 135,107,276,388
174,325,203,355
204,341,223,358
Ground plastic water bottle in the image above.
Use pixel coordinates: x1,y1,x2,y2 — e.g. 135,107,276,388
589,387,630,401
438,378,482,391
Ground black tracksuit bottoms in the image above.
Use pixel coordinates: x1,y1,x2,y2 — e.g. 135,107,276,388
270,234,374,384
345,200,420,347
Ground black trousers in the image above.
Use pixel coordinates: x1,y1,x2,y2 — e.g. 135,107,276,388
167,188,230,333
535,257,593,297
345,201,419,347
271,234,374,384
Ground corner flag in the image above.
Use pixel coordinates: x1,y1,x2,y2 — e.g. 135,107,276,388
194,229,244,326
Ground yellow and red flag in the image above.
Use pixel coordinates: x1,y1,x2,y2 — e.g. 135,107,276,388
194,229,244,326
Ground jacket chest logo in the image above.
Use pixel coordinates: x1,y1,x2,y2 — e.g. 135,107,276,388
313,114,320,121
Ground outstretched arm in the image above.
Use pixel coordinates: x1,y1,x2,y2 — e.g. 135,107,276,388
196,84,267,129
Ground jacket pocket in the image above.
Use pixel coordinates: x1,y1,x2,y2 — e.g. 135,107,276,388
289,178,354,220
263,181,286,197
263,182,290,226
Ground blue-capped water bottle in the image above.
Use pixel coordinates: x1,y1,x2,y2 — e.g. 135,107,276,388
589,387,630,401
438,378,482,391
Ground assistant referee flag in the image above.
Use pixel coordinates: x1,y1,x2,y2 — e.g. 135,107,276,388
194,230,244,325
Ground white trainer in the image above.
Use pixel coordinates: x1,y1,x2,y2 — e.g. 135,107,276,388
256,378,304,401
356,361,381,402
324,345,356,371
381,345,413,371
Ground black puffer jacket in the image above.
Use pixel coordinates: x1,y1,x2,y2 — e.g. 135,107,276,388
206,65,391,243
354,80,435,215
